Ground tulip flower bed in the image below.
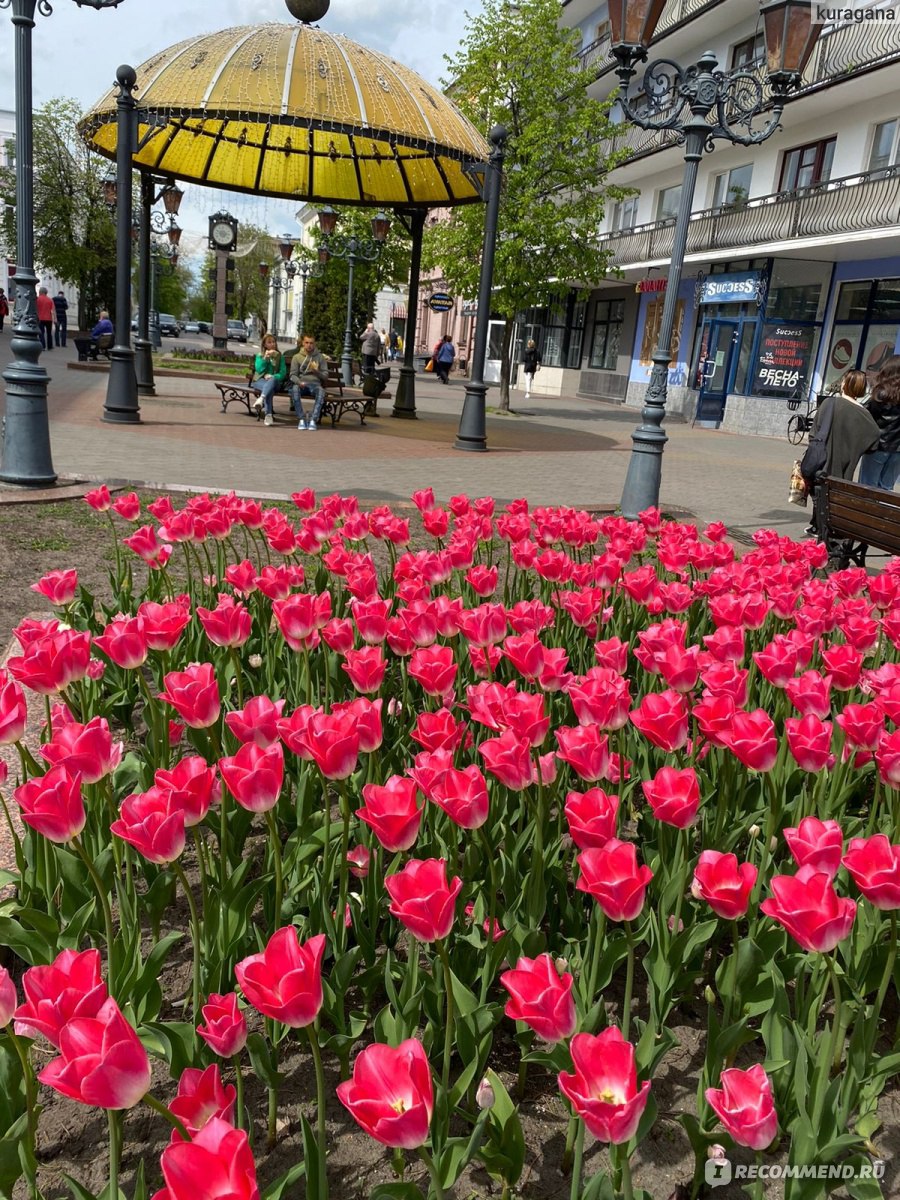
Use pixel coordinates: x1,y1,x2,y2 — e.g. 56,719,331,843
0,486,898,1200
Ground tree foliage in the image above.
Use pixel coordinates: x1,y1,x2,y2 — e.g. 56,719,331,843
0,97,117,330
424,0,629,406
304,208,411,361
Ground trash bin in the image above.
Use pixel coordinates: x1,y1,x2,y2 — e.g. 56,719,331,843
415,354,431,374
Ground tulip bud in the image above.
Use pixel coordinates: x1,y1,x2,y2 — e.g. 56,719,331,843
769,836,778,852
708,1144,727,1162
0,967,16,1026
388,697,404,717
249,654,263,669
555,956,569,973
476,1078,495,1110
748,824,760,839
704,986,716,1005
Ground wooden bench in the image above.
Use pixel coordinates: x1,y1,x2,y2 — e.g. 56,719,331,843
214,361,379,426
821,476,900,568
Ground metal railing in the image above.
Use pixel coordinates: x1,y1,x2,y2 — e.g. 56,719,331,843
598,165,900,266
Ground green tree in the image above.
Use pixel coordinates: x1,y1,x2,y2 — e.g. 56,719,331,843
425,0,630,408
304,209,411,361
0,97,117,330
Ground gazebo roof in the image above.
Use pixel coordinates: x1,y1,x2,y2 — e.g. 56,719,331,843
79,23,489,208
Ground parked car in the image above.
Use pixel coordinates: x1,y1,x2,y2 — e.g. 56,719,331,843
197,321,211,335
158,314,180,337
182,320,200,334
227,319,248,343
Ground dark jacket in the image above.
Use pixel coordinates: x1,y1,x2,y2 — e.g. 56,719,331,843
864,398,900,453
53,295,68,320
811,395,880,480
523,346,542,374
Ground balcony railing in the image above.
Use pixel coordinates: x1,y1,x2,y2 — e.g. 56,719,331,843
598,166,900,267
579,9,900,102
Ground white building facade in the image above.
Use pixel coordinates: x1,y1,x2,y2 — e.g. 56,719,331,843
553,0,900,434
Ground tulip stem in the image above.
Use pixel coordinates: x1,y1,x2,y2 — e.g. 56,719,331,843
586,907,607,1020
173,862,202,1021
7,1030,39,1200
264,810,284,930
725,920,740,1027
230,648,244,710
143,1092,191,1142
337,782,352,953
871,910,898,1051
305,1025,329,1200
232,1053,247,1134
416,1146,445,1200
622,921,635,1043
618,1146,635,1200
107,1110,121,1200
568,1121,584,1200
814,956,843,1130
437,939,455,1096
72,837,116,994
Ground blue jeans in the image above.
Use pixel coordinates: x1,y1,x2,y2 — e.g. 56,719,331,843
252,376,279,415
859,450,900,491
291,383,326,423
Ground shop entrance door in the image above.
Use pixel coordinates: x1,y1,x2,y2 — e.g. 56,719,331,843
695,320,739,426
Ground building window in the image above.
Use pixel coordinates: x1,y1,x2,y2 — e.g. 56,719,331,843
611,197,639,231
869,120,900,172
711,164,753,210
589,299,624,370
825,277,900,390
779,137,836,191
656,185,682,221
731,31,765,69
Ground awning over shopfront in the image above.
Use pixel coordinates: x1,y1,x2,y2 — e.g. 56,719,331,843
79,23,490,208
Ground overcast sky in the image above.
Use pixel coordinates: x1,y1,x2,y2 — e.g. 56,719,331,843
0,0,483,245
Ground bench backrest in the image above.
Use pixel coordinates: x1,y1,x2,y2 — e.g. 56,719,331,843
96,333,114,350
823,476,900,555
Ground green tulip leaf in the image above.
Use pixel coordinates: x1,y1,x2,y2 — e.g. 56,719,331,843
263,1161,306,1200
368,1183,425,1199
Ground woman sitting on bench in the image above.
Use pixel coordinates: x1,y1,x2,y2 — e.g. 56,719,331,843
251,333,287,426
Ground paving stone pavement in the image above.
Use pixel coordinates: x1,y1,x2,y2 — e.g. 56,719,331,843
0,335,812,539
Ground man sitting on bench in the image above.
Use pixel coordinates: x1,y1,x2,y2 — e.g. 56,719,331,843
290,332,329,431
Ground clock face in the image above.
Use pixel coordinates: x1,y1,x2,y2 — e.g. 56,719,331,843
211,221,234,247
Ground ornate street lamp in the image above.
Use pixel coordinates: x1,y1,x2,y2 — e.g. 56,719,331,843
135,177,184,392
610,0,822,518
0,0,127,482
454,125,508,452
259,244,323,337
317,207,391,386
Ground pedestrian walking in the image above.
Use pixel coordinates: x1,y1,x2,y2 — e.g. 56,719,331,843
53,290,69,347
360,323,381,376
37,287,55,350
0,287,8,331
389,330,399,360
434,334,455,384
522,338,542,398
859,355,900,491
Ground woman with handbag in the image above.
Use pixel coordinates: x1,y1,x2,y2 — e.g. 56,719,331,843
801,371,879,548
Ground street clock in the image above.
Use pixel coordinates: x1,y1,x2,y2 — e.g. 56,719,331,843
208,213,238,252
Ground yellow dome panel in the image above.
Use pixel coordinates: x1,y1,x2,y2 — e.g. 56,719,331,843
79,23,488,207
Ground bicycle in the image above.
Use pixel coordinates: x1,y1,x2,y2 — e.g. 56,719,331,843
786,384,814,445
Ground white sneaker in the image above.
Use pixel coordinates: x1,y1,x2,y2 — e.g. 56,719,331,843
297,419,307,430
264,413,273,426
253,398,263,412
308,421,317,431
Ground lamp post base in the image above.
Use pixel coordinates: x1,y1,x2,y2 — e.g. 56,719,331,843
0,323,57,487
619,360,670,519
341,351,354,388
134,338,156,396
392,365,417,418
454,381,488,452
102,347,141,424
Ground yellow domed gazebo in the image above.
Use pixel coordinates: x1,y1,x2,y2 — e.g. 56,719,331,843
79,22,489,207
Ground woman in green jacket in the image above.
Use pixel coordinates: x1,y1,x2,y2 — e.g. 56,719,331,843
252,333,287,426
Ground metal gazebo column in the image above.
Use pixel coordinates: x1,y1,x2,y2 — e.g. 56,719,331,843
392,208,426,420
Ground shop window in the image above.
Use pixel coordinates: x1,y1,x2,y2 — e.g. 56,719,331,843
611,197,639,231
779,137,836,191
711,164,753,210
567,297,587,368
766,259,831,323
825,278,900,389
869,120,900,172
656,185,682,221
731,31,765,69
589,300,624,370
